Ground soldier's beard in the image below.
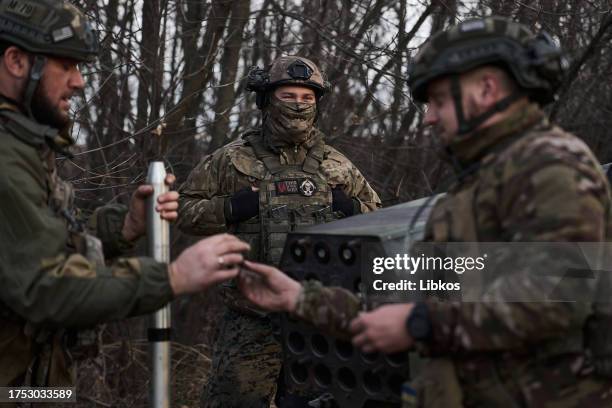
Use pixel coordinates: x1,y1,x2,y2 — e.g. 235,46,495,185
263,97,317,147
30,82,71,130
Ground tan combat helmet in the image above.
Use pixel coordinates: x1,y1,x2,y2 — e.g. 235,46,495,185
246,56,331,108
0,0,99,118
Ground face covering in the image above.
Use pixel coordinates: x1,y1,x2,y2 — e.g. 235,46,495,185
263,96,317,147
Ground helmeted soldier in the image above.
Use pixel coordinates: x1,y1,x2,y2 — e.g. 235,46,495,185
177,56,381,407
237,17,612,408
0,0,249,389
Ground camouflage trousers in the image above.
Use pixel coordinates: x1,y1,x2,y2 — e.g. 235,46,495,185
200,306,282,408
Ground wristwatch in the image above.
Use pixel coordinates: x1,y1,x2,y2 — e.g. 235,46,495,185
405,302,432,341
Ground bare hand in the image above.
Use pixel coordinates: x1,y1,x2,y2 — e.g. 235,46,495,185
350,303,415,353
122,173,179,241
169,234,250,295
238,260,301,312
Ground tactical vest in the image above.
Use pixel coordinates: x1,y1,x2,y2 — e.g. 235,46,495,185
0,106,101,386
222,133,342,314
236,133,339,265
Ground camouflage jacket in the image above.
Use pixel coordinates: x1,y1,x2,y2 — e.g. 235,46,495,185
0,100,173,386
177,128,381,239
293,103,612,407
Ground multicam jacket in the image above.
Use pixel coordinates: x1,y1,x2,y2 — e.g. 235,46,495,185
0,99,173,387
292,103,612,407
177,128,381,254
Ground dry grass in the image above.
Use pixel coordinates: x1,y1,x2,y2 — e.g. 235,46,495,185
76,339,212,407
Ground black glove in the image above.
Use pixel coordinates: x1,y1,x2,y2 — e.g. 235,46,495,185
332,187,356,217
226,187,259,223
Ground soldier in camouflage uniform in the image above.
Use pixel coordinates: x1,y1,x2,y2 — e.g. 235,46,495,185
177,56,381,407
238,17,612,407
0,0,249,389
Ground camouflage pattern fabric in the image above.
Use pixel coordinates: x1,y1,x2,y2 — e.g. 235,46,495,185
201,307,282,408
178,128,381,407
293,280,360,341
263,98,317,146
0,97,173,386
291,103,612,407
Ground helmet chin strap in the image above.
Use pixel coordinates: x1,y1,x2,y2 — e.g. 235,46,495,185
450,74,523,135
23,55,46,120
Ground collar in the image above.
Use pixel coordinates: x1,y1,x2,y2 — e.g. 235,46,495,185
0,94,75,150
265,127,324,153
442,102,547,171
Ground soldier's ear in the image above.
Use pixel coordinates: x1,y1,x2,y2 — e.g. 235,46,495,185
478,71,508,110
2,46,30,80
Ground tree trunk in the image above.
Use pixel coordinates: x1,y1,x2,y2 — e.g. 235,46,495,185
208,0,251,152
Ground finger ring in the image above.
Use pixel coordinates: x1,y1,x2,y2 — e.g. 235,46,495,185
218,256,225,267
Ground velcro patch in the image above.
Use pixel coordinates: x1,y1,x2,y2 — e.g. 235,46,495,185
52,26,74,42
275,178,318,197
7,0,34,18
460,19,486,32
275,179,300,195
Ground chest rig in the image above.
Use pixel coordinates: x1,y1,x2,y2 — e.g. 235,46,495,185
242,134,339,265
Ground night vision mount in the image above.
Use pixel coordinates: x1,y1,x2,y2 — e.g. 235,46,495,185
246,66,270,93
287,59,314,80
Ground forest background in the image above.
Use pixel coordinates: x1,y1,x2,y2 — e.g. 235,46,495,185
64,0,612,406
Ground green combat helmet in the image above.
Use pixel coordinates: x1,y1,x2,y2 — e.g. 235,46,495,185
246,56,331,108
0,0,99,118
407,16,568,134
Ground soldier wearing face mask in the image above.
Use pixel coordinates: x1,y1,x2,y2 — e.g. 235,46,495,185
177,56,381,408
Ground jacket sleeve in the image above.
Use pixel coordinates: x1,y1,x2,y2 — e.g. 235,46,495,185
176,151,232,236
322,148,382,213
88,203,134,259
349,167,382,214
292,280,362,340
423,147,609,354
0,147,173,329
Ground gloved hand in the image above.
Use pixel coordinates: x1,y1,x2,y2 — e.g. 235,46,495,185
226,187,259,223
332,187,356,217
